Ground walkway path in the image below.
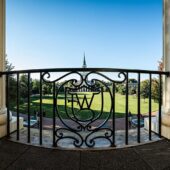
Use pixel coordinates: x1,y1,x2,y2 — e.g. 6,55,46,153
0,138,170,170
12,112,137,130
13,111,158,130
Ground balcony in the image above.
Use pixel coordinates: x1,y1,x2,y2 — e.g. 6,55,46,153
0,68,168,148
2,0,170,169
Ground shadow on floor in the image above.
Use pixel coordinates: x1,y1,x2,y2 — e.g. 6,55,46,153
0,138,170,170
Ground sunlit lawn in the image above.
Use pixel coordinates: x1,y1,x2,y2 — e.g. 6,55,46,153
10,92,158,119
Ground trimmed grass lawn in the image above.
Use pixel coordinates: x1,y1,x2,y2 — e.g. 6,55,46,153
10,92,158,119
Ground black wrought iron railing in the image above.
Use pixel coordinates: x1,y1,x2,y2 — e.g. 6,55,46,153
1,68,169,148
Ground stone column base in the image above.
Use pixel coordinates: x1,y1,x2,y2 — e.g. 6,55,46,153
161,113,170,139
0,108,7,125
0,116,24,138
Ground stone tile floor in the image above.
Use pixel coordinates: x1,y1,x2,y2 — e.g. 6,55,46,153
1,138,170,170
10,127,160,148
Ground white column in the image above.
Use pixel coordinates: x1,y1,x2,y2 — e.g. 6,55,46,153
160,0,170,140
0,0,7,123
163,0,170,114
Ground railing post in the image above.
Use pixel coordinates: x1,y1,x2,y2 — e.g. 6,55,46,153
112,83,115,147
149,73,152,140
137,73,141,143
39,72,42,145
125,72,129,145
27,73,30,143
53,82,56,147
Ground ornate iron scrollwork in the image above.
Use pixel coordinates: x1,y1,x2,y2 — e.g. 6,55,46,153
42,71,127,148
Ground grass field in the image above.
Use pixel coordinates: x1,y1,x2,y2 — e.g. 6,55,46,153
10,92,159,119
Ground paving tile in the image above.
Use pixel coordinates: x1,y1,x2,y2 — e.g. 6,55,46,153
134,140,170,170
80,148,152,170
8,146,80,170
0,139,29,169
1,139,170,170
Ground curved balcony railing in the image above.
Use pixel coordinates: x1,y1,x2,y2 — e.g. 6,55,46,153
1,68,169,148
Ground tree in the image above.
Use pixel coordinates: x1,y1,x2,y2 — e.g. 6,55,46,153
42,84,48,95
6,56,17,104
152,78,160,102
5,56,15,71
117,84,126,95
19,74,29,99
129,87,136,95
128,78,137,95
8,76,17,103
42,82,52,95
46,83,52,95
140,78,160,103
32,79,40,95
141,80,150,102
128,78,137,84
158,58,163,71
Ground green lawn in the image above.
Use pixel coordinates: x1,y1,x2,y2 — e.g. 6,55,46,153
10,92,158,119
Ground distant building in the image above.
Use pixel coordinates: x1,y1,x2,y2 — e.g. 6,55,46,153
81,53,89,91
82,53,87,68
82,53,87,81
128,79,138,89
69,54,95,92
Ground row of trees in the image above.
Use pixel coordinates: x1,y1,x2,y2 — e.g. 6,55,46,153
116,79,160,102
6,58,54,104
9,75,160,103
141,79,160,102
6,57,161,103
116,58,163,102
9,76,54,101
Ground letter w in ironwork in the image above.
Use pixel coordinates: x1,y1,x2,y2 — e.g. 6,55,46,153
75,94,95,109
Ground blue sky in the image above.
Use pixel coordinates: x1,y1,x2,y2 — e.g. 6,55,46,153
6,0,162,70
